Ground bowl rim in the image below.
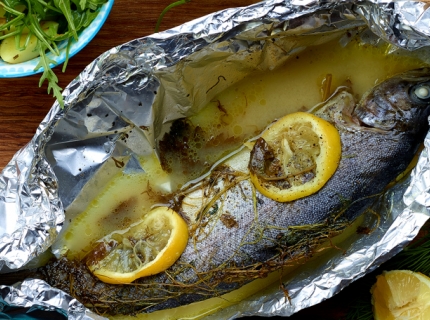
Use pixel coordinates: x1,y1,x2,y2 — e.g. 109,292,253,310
0,0,115,78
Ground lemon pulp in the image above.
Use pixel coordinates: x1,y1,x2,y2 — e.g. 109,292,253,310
86,206,189,284
371,270,430,320
249,112,341,202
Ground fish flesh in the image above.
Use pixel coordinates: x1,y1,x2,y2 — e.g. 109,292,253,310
35,68,430,316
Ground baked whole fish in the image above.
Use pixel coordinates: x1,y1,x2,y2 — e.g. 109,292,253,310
35,68,430,316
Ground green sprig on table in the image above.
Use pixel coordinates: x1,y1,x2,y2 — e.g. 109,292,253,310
155,0,190,33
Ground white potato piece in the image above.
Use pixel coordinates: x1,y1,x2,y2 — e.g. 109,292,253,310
0,33,39,63
2,23,30,35
0,21,59,63
40,21,59,33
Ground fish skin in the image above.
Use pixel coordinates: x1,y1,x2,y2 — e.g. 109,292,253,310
37,69,430,315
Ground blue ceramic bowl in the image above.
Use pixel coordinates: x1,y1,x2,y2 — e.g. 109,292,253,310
0,0,114,78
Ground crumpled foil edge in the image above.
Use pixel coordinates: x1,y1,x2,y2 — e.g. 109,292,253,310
1,0,430,319
0,278,105,320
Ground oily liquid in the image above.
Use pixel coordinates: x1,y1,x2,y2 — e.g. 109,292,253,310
162,38,426,185
56,36,426,318
59,36,424,259
55,153,174,259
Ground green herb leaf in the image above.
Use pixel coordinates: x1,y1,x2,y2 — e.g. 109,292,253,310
35,42,64,108
0,0,108,108
53,0,78,40
28,0,47,20
79,0,86,10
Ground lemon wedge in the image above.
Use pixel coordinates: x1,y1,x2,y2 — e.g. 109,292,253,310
371,270,430,320
86,206,189,284
249,112,341,202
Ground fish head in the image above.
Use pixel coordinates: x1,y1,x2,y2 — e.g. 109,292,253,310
352,68,430,134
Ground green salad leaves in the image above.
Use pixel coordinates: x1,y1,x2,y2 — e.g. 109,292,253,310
0,0,195,108
0,0,108,107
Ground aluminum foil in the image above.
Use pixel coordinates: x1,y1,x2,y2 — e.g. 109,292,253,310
0,279,105,320
1,0,430,318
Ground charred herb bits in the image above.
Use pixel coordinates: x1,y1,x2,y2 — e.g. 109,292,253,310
249,112,341,202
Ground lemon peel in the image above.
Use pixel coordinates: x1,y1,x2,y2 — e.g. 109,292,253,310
86,206,189,284
249,112,341,202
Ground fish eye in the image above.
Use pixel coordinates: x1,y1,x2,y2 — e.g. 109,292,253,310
410,83,430,103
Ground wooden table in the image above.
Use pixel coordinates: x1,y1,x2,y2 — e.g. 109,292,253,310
0,0,375,318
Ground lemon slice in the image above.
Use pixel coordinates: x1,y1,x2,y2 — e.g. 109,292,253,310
249,112,341,202
86,206,189,284
371,270,430,320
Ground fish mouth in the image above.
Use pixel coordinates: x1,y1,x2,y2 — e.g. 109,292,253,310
350,68,430,133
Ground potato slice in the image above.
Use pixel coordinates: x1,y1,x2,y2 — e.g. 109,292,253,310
1,33,39,63
0,21,59,63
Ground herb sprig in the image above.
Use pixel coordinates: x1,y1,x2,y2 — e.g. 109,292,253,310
155,0,191,33
0,0,108,108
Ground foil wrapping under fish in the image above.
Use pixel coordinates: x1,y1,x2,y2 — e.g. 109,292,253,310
1,0,430,318
0,278,104,320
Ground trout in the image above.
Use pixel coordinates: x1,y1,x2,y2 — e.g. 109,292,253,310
36,68,430,316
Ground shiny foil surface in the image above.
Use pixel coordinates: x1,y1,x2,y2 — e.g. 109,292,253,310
1,0,430,318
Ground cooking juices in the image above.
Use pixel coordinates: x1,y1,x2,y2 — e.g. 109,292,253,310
160,37,425,184
53,35,425,261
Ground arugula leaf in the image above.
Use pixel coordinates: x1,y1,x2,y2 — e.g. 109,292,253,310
0,0,187,109
29,0,47,20
71,0,107,11
1,0,23,18
73,9,99,28
35,42,64,108
26,11,59,55
53,0,78,40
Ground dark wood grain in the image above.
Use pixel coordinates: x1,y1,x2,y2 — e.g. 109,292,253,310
0,1,374,319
